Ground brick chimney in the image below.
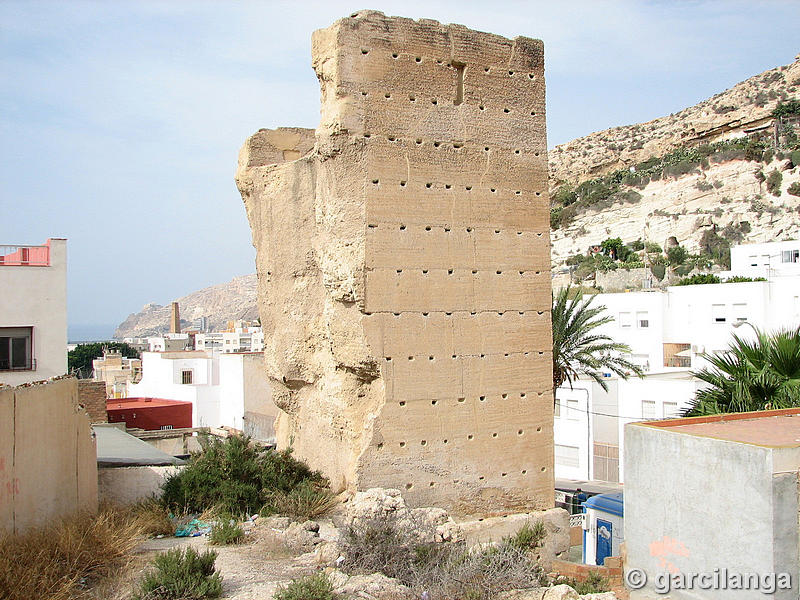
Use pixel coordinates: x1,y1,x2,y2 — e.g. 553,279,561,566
170,302,181,334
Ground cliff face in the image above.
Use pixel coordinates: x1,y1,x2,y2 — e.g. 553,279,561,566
548,55,800,270
548,56,800,185
113,274,258,338
236,11,554,515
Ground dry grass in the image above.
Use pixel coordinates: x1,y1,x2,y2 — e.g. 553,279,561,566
0,505,143,600
128,498,174,538
263,482,338,521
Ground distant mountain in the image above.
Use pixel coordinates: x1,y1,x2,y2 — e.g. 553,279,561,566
114,274,258,338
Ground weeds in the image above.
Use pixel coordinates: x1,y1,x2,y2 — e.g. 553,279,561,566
339,515,545,600
129,497,175,537
134,547,222,600
0,506,141,600
507,520,546,551
555,571,610,594
274,572,337,600
262,481,338,520
209,517,245,545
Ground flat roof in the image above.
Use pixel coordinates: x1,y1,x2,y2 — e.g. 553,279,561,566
636,408,800,448
93,425,185,467
107,397,192,409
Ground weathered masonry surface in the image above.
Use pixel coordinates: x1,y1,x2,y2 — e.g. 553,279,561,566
236,11,553,515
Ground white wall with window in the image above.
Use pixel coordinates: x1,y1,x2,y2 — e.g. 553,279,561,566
0,239,67,385
729,239,800,279
554,371,702,483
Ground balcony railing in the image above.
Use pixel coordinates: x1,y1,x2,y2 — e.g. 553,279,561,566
0,244,50,266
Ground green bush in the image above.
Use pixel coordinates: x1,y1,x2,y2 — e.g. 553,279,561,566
725,276,767,283
677,274,721,286
555,571,610,594
161,435,326,516
699,228,731,268
651,262,666,281
134,547,223,600
209,517,245,545
645,242,662,254
628,239,645,251
666,245,688,266
766,169,783,196
274,573,337,600
789,151,800,168
507,520,546,551
788,182,800,197
772,99,800,118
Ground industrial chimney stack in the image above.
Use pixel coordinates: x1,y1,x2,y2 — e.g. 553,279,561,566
169,302,181,334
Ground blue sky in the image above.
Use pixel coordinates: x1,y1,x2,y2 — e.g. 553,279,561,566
1,1,798,334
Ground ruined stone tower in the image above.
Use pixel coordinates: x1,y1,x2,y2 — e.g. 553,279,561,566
236,11,553,515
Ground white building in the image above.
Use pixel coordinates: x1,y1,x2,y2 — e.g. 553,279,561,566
147,333,190,352
127,350,276,441
727,238,800,279
555,245,800,483
0,239,67,385
196,326,264,353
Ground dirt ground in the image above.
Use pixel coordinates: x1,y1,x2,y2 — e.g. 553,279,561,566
101,519,326,600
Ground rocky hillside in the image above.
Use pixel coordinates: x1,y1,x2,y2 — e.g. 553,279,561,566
549,55,800,185
549,54,800,275
114,274,258,338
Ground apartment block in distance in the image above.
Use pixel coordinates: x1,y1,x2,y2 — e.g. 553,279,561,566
0,239,67,386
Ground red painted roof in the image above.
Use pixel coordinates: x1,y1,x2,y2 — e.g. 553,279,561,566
638,408,800,448
106,397,192,409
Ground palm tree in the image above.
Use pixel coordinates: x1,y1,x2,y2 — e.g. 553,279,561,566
551,286,643,397
683,325,800,416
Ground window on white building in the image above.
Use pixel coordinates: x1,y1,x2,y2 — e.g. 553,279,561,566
712,304,726,323
636,311,649,328
642,400,657,419
181,369,193,385
749,255,758,267
555,444,580,468
0,327,33,371
733,303,748,322
782,249,799,263
554,399,561,418
567,398,581,421
663,402,679,418
619,312,632,328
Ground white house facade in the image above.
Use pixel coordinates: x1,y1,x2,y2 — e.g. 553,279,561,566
555,241,800,483
0,239,67,385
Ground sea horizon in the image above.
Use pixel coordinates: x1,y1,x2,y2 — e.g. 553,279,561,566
68,323,118,344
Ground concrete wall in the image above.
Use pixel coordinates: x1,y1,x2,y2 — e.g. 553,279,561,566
237,11,553,515
625,423,799,599
242,353,275,442
595,267,653,292
0,378,98,534
0,238,67,385
98,465,180,505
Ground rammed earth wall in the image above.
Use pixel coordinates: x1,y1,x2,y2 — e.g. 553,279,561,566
236,11,553,515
